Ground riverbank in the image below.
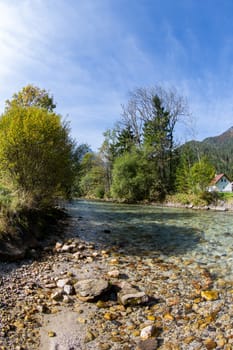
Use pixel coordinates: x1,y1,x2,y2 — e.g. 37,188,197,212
0,207,68,261
1,227,231,350
80,192,233,213
161,201,232,212
156,192,233,212
1,201,233,349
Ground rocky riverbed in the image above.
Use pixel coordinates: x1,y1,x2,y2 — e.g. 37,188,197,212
1,209,233,349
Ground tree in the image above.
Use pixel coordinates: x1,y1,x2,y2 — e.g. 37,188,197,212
99,129,119,194
175,154,192,193
114,126,136,155
5,85,56,112
188,157,215,194
143,95,172,196
175,143,200,193
70,143,91,197
0,105,75,208
79,152,106,198
121,86,188,148
110,151,150,201
119,86,189,197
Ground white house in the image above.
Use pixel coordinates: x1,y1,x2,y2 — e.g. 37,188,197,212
208,173,232,192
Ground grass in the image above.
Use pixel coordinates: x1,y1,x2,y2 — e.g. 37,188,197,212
167,190,233,207
166,193,208,206
217,192,233,200
167,190,227,206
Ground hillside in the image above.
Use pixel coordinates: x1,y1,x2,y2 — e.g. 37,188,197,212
203,126,233,145
180,127,233,178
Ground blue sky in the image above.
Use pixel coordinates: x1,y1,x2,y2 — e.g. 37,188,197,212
0,0,232,150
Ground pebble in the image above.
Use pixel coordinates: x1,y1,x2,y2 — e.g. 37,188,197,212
63,284,75,295
201,290,219,301
84,330,95,343
204,339,217,349
136,338,159,350
56,278,71,288
48,331,56,337
51,290,64,301
140,325,157,339
107,269,120,278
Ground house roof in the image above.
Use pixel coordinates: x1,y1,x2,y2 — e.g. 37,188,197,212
210,173,231,185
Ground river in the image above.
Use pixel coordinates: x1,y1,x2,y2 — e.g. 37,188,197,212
67,200,233,281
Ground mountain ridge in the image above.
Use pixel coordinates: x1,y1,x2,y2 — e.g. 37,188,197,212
180,126,233,178
203,126,233,145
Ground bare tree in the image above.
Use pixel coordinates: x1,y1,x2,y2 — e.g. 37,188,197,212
120,86,189,147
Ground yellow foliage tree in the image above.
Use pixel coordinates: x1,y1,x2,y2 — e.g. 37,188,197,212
0,105,75,208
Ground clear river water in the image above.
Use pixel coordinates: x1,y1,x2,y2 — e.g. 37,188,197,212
67,200,233,283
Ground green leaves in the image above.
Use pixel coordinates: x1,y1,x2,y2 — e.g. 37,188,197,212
189,157,215,194
111,151,149,201
175,156,215,195
78,152,106,198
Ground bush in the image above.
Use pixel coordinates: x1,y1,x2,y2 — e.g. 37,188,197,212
111,152,149,202
200,191,219,205
167,193,209,206
94,185,105,199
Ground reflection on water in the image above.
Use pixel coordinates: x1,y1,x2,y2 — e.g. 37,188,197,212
67,200,233,280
